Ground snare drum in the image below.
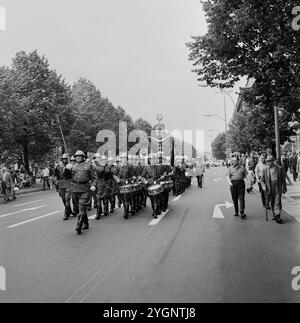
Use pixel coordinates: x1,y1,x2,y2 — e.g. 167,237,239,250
119,185,134,194
147,184,163,196
161,180,173,190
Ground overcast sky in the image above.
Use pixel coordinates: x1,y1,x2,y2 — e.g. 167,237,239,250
0,0,243,153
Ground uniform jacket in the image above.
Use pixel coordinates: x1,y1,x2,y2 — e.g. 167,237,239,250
261,165,287,195
71,161,96,193
54,165,72,189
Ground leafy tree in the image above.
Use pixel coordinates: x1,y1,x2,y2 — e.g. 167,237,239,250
187,0,300,145
0,51,71,171
211,132,226,160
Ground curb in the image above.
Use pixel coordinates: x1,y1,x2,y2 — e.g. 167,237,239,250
0,188,44,198
252,184,299,223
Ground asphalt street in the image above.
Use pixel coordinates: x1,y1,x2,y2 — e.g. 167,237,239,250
1,167,300,303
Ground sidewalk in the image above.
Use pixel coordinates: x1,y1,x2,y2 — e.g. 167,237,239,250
254,172,300,223
0,182,46,201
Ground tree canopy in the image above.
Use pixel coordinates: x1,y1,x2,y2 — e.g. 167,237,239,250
187,0,300,149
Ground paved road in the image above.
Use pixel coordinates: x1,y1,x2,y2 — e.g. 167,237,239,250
1,168,300,303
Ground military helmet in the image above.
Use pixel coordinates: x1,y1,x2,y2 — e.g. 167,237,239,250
61,153,69,160
74,150,86,158
70,156,76,161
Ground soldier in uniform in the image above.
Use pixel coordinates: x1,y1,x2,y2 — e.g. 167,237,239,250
136,156,146,210
129,155,142,214
114,156,123,208
118,153,133,219
147,154,163,218
172,159,181,196
107,156,118,213
88,154,98,211
69,150,96,234
93,154,111,220
161,157,172,212
53,154,75,221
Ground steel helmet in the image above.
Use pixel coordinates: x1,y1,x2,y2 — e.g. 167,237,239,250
61,153,69,160
74,150,86,158
70,156,76,161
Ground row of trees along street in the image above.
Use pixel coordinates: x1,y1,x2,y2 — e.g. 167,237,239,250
0,51,153,172
187,0,300,157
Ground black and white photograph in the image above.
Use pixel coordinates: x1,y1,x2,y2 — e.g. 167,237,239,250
1,0,300,307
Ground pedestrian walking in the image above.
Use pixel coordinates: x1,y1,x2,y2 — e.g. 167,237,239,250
194,158,205,188
1,167,14,204
226,156,248,219
289,151,299,182
261,155,287,224
255,153,270,209
41,165,50,190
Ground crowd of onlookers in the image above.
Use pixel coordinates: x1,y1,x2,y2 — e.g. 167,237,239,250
226,150,300,191
0,162,59,204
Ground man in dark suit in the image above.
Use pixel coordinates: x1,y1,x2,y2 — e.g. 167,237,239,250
261,155,287,224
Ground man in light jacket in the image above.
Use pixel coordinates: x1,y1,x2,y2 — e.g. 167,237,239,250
261,155,287,224
194,158,205,189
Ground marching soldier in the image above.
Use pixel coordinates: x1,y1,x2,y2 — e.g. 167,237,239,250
172,159,181,196
107,156,118,213
147,154,163,218
161,157,172,212
93,154,111,220
69,150,96,235
118,153,132,219
88,154,98,211
115,156,123,208
54,154,75,221
136,156,146,210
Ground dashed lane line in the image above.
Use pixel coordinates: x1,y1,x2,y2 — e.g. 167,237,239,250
13,199,44,208
0,205,46,218
7,211,60,229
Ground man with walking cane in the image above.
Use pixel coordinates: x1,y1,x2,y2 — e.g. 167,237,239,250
261,155,287,224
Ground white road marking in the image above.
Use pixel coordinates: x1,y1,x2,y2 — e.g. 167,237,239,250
148,209,170,226
7,211,60,228
213,201,234,219
0,205,46,218
172,195,182,202
13,200,44,207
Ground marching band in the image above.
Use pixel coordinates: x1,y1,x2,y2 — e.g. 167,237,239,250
54,152,197,235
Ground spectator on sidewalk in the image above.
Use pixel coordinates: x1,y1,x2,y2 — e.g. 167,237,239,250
2,167,14,204
282,151,293,185
255,153,270,209
10,166,17,201
261,155,287,224
290,151,299,182
41,165,51,190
